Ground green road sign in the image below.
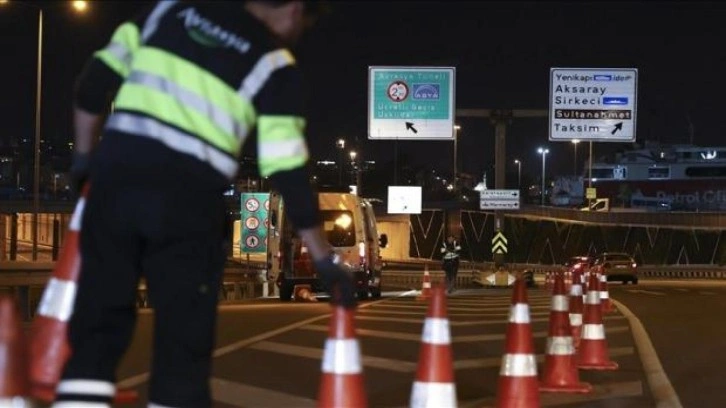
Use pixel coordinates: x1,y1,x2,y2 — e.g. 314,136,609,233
368,66,455,140
240,192,270,253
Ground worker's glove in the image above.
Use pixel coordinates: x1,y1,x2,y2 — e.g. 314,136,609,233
69,152,91,195
315,253,357,309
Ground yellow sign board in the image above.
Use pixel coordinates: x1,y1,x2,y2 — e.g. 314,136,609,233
586,188,597,199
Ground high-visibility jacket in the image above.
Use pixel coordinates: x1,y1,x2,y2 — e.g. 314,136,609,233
441,241,461,261
88,1,308,183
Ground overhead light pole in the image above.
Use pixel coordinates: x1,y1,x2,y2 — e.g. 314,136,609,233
1,0,89,260
336,138,345,186
537,147,549,206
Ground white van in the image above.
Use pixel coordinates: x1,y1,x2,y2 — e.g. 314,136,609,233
268,191,388,301
580,198,610,212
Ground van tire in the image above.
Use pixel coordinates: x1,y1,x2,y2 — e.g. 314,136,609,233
279,282,293,301
357,290,369,300
370,287,382,299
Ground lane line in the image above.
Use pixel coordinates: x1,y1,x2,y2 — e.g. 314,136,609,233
249,341,417,373
359,309,553,317
611,299,683,408
211,377,316,408
455,346,634,370
367,303,552,312
626,289,666,296
117,290,417,388
299,324,630,343
356,314,626,326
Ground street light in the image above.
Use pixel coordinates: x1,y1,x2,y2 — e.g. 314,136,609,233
336,138,345,186
514,159,521,188
453,125,461,186
572,139,580,176
349,150,360,195
1,0,89,260
537,148,549,205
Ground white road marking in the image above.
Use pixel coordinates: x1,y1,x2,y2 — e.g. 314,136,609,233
250,341,416,373
626,289,666,296
250,341,632,374
358,308,553,317
611,299,683,408
116,290,417,388
455,346,634,370
368,303,552,312
356,314,626,326
299,324,629,343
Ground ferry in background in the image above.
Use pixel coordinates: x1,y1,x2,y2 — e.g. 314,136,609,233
587,142,726,211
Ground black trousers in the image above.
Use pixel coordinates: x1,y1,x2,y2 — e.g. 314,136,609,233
443,258,459,291
57,183,226,407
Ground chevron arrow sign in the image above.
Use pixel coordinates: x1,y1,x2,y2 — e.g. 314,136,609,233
492,231,508,254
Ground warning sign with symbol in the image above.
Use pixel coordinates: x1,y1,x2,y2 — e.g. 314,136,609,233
240,193,269,253
245,216,260,230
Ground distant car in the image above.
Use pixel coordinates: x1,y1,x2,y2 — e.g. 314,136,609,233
592,252,638,284
564,256,593,271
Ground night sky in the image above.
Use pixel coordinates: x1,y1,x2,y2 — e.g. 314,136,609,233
1,1,725,182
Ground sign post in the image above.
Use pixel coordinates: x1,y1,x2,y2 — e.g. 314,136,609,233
368,66,456,140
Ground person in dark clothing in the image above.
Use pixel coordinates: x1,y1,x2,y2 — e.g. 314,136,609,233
441,235,461,294
57,2,352,407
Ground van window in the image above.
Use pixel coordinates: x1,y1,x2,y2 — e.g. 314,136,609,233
322,210,356,247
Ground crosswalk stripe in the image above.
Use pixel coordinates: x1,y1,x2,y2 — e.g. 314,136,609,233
211,377,316,407
249,341,416,373
454,346,634,369
368,304,553,312
355,314,627,326
445,300,553,307
247,342,633,374
299,324,629,343
358,309,553,317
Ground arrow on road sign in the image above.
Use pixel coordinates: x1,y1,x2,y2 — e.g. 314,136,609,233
491,231,508,254
405,121,418,134
611,122,623,135
491,232,508,245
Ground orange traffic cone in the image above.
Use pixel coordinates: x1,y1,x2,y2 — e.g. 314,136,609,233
599,273,615,314
568,268,585,348
27,185,139,405
495,277,540,408
540,273,591,393
416,265,432,301
544,270,552,292
410,285,456,407
28,187,88,400
317,305,367,408
564,269,572,293
578,273,618,370
0,296,30,406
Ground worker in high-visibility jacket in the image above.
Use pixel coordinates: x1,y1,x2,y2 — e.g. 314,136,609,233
441,235,461,294
57,2,352,407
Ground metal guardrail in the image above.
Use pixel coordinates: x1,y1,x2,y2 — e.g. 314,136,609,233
516,205,726,230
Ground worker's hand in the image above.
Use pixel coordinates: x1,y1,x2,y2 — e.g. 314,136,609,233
69,152,91,195
315,254,357,309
